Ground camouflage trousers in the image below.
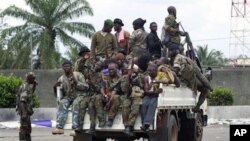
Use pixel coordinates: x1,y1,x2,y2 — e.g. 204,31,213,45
56,95,90,130
88,95,105,124
94,95,120,120
18,102,32,141
120,95,141,127
72,95,90,131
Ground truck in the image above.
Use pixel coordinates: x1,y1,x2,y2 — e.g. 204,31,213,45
66,84,203,141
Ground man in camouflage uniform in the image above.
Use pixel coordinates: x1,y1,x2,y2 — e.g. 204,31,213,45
85,61,105,135
52,60,89,136
127,18,148,62
120,64,144,136
91,19,117,61
168,47,213,112
163,6,186,50
98,63,121,127
16,72,37,141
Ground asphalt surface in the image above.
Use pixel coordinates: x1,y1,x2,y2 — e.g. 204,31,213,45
0,125,229,141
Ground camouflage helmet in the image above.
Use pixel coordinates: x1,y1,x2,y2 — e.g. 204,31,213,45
78,46,90,56
26,72,36,78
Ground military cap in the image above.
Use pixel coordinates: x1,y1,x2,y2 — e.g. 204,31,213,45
62,60,72,66
78,46,90,56
104,19,114,26
113,18,124,26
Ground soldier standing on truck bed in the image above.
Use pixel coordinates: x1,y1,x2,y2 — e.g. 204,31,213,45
52,60,89,136
16,72,37,141
162,6,186,51
168,47,213,112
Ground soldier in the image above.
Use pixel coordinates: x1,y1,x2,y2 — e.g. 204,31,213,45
127,18,148,61
16,72,37,141
52,60,89,136
163,6,186,50
113,18,130,54
140,64,163,132
91,19,117,61
168,47,212,112
85,61,105,135
74,46,94,75
121,64,144,136
99,63,121,127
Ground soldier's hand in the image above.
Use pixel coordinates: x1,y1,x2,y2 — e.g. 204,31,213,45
55,81,62,87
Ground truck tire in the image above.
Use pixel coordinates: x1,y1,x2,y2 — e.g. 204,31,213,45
178,112,203,141
168,115,178,141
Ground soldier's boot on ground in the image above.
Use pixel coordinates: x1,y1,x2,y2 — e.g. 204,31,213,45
85,123,96,135
203,115,208,126
106,119,114,127
98,120,105,128
52,128,64,135
123,126,134,137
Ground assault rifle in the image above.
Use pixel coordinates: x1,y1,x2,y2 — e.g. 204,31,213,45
179,23,196,60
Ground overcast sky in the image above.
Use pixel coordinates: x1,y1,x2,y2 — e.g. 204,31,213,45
1,0,250,58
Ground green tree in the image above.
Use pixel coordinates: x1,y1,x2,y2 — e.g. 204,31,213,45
0,0,95,69
195,45,228,66
65,45,80,64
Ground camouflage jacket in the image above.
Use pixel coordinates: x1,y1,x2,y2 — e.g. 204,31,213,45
17,82,36,103
165,14,181,44
102,75,122,95
57,72,89,97
74,58,95,77
128,28,148,54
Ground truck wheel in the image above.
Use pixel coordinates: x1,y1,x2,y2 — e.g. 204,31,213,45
168,115,178,141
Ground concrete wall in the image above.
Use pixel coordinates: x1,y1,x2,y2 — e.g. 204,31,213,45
211,68,250,105
1,68,250,107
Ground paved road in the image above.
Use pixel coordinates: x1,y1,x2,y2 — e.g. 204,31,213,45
0,125,229,141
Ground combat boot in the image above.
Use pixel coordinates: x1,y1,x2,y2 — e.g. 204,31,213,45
123,126,134,137
69,130,76,136
98,120,105,128
52,128,64,135
106,119,114,127
203,115,208,126
85,123,96,135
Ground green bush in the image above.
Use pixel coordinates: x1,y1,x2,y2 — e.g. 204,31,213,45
208,86,234,106
0,74,40,108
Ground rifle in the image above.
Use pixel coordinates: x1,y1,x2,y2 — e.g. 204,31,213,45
179,23,196,60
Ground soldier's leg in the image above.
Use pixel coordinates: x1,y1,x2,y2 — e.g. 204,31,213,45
140,96,150,125
194,64,212,91
86,95,97,134
128,98,141,127
94,95,105,127
107,95,120,127
120,95,131,127
55,98,72,129
124,98,141,136
19,102,29,141
142,97,157,127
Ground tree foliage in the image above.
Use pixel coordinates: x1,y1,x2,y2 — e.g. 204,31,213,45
195,45,228,66
0,0,95,69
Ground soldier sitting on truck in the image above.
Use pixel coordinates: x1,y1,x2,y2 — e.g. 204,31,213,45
120,64,144,136
168,47,213,112
86,61,105,135
141,64,164,132
99,62,121,127
52,60,89,135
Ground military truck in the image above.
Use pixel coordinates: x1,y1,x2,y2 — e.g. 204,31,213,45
66,84,203,141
